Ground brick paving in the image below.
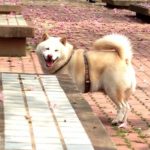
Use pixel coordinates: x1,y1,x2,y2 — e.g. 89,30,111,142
0,0,150,150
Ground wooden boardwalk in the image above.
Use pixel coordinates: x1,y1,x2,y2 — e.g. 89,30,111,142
0,73,116,150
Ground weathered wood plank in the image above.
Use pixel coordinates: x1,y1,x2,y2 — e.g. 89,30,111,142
0,24,34,38
5,142,32,150
130,3,150,15
105,0,148,7
0,5,21,14
20,74,64,150
2,73,32,150
0,73,4,150
0,15,7,25
40,75,95,150
130,3,150,22
16,15,28,26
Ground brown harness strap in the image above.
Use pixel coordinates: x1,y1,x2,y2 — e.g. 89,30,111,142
54,50,74,74
84,51,91,93
54,50,91,92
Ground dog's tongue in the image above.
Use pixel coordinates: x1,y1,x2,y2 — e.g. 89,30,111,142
46,61,53,67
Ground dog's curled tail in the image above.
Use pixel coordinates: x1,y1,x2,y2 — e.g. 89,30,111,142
93,33,133,62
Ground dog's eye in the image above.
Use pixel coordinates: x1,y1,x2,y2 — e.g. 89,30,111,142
46,48,49,50
55,49,58,52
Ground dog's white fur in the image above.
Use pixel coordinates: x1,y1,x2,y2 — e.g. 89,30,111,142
94,34,133,62
36,33,136,127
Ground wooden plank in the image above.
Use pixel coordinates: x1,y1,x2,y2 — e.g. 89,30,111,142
1,73,32,150
0,73,4,150
105,0,148,7
20,74,64,150
5,143,32,150
0,25,34,38
0,15,7,25
7,15,17,26
16,15,28,26
130,3,150,15
0,37,25,56
0,15,34,37
41,75,95,150
130,3,150,22
0,5,21,14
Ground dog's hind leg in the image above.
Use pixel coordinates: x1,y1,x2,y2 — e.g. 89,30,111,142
104,80,133,127
112,100,130,128
118,101,130,128
105,88,130,127
117,88,133,128
111,101,126,125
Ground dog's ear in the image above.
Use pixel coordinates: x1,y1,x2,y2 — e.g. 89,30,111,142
60,37,67,45
42,33,49,41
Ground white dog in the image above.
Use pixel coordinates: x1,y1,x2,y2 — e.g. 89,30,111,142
36,33,136,127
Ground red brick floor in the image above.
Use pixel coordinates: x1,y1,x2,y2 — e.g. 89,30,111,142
0,0,150,150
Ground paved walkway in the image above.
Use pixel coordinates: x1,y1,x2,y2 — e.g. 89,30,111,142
0,0,150,150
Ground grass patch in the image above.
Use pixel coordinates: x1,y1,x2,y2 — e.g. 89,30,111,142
134,127,146,139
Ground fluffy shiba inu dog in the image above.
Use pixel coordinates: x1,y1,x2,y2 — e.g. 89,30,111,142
36,33,136,127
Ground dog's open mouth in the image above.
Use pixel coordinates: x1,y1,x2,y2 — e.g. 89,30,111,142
44,55,55,67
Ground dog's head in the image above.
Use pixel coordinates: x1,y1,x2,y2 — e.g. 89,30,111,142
36,33,73,73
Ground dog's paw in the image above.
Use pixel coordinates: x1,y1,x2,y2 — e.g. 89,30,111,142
118,122,128,128
112,119,128,128
111,118,123,126
112,119,120,125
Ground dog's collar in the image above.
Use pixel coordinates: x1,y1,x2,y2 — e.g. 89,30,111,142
84,51,91,93
54,50,74,74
